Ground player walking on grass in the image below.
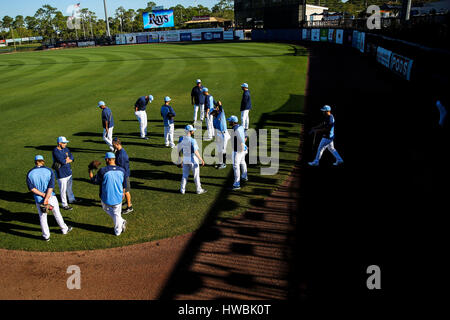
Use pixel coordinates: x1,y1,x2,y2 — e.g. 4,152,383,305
211,101,230,169
203,88,216,141
98,101,115,151
134,94,153,140
308,105,344,167
52,136,81,211
227,116,248,190
191,79,205,123
89,152,127,236
112,138,133,214
177,125,207,195
240,83,252,136
27,155,73,241
161,96,176,148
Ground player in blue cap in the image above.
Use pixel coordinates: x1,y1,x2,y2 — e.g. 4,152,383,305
134,94,153,140
89,152,128,236
227,115,248,190
160,96,176,148
27,155,73,241
308,105,344,166
191,79,205,123
202,88,217,141
98,101,115,152
210,101,230,169
240,83,252,136
177,124,207,194
52,136,81,211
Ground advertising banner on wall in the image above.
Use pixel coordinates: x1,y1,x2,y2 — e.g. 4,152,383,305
223,30,234,40
376,47,392,68
352,30,359,48
328,29,336,42
320,29,328,42
191,32,202,41
336,29,344,44
126,35,137,44
180,33,192,41
389,52,414,81
136,35,148,44
234,30,244,40
143,10,175,29
77,41,95,47
359,32,365,53
159,30,180,42
311,29,320,42
148,33,159,43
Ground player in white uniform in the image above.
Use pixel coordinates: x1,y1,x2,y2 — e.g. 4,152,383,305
98,101,115,151
202,88,216,141
134,94,153,140
177,125,207,195
227,116,248,190
26,155,73,241
211,102,230,169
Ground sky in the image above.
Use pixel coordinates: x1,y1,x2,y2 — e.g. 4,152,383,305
0,0,219,19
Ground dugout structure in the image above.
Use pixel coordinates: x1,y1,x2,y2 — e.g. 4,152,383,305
235,0,307,29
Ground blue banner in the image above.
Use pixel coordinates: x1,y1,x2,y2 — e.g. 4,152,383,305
143,10,174,29
180,33,192,41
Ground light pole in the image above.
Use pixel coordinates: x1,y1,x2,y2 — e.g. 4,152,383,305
103,0,111,37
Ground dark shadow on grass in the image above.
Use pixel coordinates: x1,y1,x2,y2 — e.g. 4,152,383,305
158,94,303,299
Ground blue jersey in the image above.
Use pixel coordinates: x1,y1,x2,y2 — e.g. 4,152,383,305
240,90,252,111
102,107,114,128
115,148,130,178
232,124,247,152
26,166,56,203
204,95,217,113
213,108,227,132
52,147,74,179
135,96,148,111
91,165,126,206
160,105,176,126
191,86,205,105
322,114,335,139
178,135,199,165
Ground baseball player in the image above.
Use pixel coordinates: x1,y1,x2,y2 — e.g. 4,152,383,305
177,124,207,195
211,101,230,169
134,94,154,140
26,155,73,241
191,79,205,122
52,136,81,211
203,88,217,141
98,101,115,151
227,116,248,190
160,96,176,148
89,152,127,236
240,83,252,136
112,137,133,214
308,105,344,167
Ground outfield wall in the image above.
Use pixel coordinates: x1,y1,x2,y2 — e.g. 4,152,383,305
252,28,450,88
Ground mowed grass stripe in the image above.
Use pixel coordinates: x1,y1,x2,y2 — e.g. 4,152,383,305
0,42,307,251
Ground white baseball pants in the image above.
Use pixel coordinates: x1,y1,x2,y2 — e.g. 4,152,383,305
180,163,202,193
232,150,248,187
135,110,148,138
193,104,205,122
206,113,215,139
101,201,125,236
164,123,175,147
57,175,76,207
314,138,343,162
35,196,69,240
103,126,114,151
241,110,250,130
215,130,230,164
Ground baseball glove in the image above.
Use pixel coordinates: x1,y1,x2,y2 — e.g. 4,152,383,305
39,203,53,213
88,160,101,170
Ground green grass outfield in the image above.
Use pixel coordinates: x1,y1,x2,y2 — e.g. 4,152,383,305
0,42,308,251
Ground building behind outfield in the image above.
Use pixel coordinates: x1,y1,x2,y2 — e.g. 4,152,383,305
234,0,307,29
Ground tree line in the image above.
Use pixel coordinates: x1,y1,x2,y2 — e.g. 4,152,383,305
0,1,234,41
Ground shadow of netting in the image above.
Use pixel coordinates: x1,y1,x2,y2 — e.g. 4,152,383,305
157,94,304,300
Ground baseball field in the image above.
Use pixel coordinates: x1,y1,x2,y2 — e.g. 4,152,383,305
0,42,307,251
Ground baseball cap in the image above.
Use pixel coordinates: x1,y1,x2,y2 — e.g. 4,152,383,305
241,83,248,88
98,101,105,107
227,115,239,123
185,124,197,132
57,136,69,143
105,152,116,159
202,87,208,92
196,79,201,83
320,105,331,112
35,155,44,161
148,95,154,102
164,96,171,102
